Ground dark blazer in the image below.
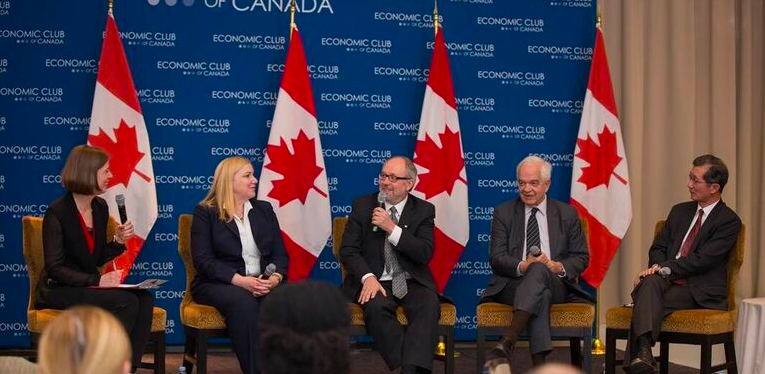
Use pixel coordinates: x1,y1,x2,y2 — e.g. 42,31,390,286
36,193,125,305
649,200,741,310
483,197,593,302
339,192,437,298
190,199,289,290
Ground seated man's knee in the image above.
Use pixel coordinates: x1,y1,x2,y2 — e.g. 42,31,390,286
525,262,548,277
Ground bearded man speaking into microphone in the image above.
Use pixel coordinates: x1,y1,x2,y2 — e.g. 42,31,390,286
481,156,593,370
339,156,440,374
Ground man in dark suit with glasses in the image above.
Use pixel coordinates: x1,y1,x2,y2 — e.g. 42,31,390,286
339,156,440,374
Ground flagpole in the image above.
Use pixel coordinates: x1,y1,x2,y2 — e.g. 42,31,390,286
433,0,439,35
108,0,113,16
590,7,607,358
290,0,297,36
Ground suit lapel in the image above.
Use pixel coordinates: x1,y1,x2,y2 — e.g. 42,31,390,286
689,201,725,254
90,199,105,262
512,200,525,258
669,203,698,258
546,200,562,259
63,193,97,270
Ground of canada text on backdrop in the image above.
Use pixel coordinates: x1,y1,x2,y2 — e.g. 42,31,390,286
0,0,596,345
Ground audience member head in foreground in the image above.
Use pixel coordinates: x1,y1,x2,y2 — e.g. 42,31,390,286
38,305,131,374
259,281,351,374
526,363,584,374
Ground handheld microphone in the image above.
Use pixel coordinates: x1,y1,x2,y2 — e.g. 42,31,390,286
115,194,128,224
528,245,542,257
372,192,387,232
260,263,276,280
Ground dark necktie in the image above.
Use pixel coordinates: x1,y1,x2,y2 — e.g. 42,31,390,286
383,206,407,298
674,209,704,285
526,207,540,257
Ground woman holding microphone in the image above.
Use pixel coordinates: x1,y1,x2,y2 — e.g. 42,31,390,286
191,156,288,374
36,145,153,372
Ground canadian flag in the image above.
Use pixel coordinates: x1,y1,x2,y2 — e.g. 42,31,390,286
257,26,331,281
570,27,632,288
87,11,157,278
411,25,469,293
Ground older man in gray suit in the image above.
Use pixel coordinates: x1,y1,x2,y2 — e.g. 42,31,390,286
482,156,593,370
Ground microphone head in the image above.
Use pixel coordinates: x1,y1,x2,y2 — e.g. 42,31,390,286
377,191,387,205
263,263,276,277
115,194,125,206
659,267,672,276
529,245,541,256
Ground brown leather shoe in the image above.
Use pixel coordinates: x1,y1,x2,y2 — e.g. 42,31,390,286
485,338,514,362
628,347,657,374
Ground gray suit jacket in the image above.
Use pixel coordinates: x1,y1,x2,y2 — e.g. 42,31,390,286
483,197,593,302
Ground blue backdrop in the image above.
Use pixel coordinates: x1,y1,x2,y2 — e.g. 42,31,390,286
0,0,596,346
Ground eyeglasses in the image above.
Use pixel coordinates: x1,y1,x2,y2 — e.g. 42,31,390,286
688,174,711,185
379,173,412,183
517,180,542,188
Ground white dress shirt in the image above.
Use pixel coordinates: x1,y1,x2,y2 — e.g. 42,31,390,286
233,201,261,276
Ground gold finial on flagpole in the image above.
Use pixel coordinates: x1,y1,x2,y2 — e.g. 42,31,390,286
597,13,602,29
433,0,439,36
290,0,297,36
108,0,114,16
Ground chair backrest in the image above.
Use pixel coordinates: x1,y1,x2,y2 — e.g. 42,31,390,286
332,217,349,281
178,214,195,315
653,220,745,311
22,216,44,313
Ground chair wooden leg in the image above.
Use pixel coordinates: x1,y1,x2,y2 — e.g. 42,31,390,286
605,329,617,374
182,333,196,373
569,337,582,368
195,331,208,374
659,340,669,374
724,339,738,374
582,330,592,373
153,331,166,374
476,328,486,374
444,328,454,374
700,339,712,374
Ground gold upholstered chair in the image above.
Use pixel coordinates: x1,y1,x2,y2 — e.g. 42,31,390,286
604,221,745,374
177,214,228,374
22,216,167,374
333,217,457,374
474,218,596,374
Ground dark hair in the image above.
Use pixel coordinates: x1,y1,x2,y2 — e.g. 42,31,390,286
259,281,351,374
60,145,109,195
693,154,729,192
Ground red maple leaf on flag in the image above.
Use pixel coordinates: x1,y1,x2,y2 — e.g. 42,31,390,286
264,129,327,207
414,126,467,199
88,119,150,188
575,125,628,190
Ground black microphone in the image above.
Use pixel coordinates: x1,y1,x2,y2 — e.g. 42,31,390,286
372,192,387,232
528,245,542,257
115,194,128,224
260,263,276,280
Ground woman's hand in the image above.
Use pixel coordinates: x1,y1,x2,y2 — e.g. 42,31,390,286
99,269,123,287
232,274,275,297
114,220,135,244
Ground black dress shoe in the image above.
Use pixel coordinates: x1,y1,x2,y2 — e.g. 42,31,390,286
629,347,657,374
485,338,514,361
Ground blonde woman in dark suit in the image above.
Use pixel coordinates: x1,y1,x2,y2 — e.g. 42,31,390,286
191,156,289,374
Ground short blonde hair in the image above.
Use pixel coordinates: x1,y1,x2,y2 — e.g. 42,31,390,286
38,306,131,374
61,145,109,195
200,156,252,222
